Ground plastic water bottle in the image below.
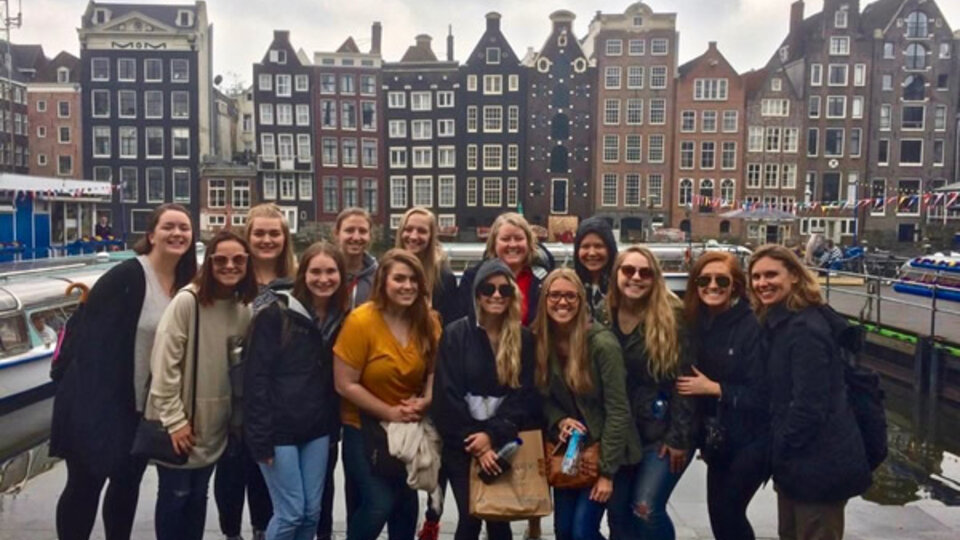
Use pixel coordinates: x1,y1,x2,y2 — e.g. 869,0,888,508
561,429,583,475
651,391,669,420
478,438,523,484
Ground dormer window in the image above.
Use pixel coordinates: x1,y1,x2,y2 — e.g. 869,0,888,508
57,67,70,83
558,32,567,47
176,9,193,27
835,6,848,29
269,49,287,64
633,16,643,27
779,46,789,62
93,8,109,25
486,47,501,64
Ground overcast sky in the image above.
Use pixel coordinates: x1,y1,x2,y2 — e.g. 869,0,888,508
14,0,960,88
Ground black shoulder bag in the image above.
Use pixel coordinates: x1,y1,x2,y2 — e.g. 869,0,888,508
131,290,200,465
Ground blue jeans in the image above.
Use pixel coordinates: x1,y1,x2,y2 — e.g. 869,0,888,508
553,486,606,540
342,426,418,540
259,436,331,540
154,463,216,540
607,447,691,540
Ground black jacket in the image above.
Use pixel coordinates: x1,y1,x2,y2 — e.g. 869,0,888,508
458,263,543,327
573,217,618,323
244,292,342,461
613,310,698,451
764,303,872,502
432,265,461,327
50,259,145,477
431,316,539,451
693,299,769,450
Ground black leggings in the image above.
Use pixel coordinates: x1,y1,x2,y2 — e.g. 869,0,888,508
444,450,512,540
214,435,273,535
706,440,769,540
55,456,147,540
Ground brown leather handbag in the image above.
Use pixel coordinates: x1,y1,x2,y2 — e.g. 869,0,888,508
545,439,601,490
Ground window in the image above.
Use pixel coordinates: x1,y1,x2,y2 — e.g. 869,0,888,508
438,118,455,137
897,179,920,216
748,127,763,152
412,147,432,168
766,127,781,152
701,111,718,133
436,91,454,108
627,66,644,89
933,139,944,166
466,145,477,170
466,106,478,132
483,75,503,95
56,101,70,118
605,39,623,56
508,106,519,132
58,126,71,143
296,74,310,92
507,145,519,170
828,64,848,86
275,74,291,97
37,125,46,138
879,104,891,129
937,73,948,90
601,174,618,206
783,128,799,153
870,179,886,215
878,139,890,165
118,127,136,158
342,139,359,166
650,66,667,89
694,79,728,100
629,39,645,55
747,164,761,188
143,90,163,118
172,128,190,158
146,127,163,158
603,135,619,162
298,134,313,161
438,146,455,168
466,177,477,206
721,142,736,169
648,135,665,163
906,11,928,38
604,99,620,125
34,99,45,114
699,179,715,211
829,37,849,56
258,73,273,91
279,174,295,201
651,39,668,55
679,141,694,169
412,177,432,207
387,91,405,108
854,64,866,86
884,42,896,59
771,78,782,91
486,47,501,64
782,165,797,188
340,102,357,129
483,106,502,132
508,74,519,92
57,155,72,176
93,126,111,157
483,178,502,207
387,120,406,139
648,174,663,207
808,95,821,118
722,111,738,132
506,178,518,207
701,141,715,169
142,168,164,203
649,99,666,124
340,75,355,94
388,147,405,168
604,66,621,89
467,75,477,91
807,128,819,156
626,99,643,125
882,74,893,91
483,145,502,170
764,163,779,188
259,103,273,125
940,43,952,59
171,91,189,119
934,105,947,130
276,104,293,125
261,134,276,159
678,179,693,206
438,176,456,208
901,105,924,129
851,96,863,119
625,135,642,163
904,75,925,101
899,140,922,165
835,7,848,28
296,104,310,126
118,90,136,118
91,57,109,80
262,174,277,200
850,128,862,157
826,96,846,118
170,59,189,82
625,174,641,206
360,139,377,167
208,179,227,208
410,91,432,111
120,167,138,202
824,128,844,157
810,64,822,86
906,43,927,70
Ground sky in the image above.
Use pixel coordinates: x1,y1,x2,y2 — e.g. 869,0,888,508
13,0,960,89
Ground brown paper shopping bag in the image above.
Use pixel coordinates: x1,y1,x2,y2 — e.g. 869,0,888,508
469,430,553,521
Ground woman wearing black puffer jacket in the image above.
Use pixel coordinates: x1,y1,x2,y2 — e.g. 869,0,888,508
676,252,769,540
748,245,871,540
245,241,346,540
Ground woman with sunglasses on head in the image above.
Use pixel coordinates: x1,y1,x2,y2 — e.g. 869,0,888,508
748,245,871,540
675,252,769,540
146,229,259,540
51,204,197,540
431,258,538,540
604,246,696,540
573,217,618,325
396,206,459,326
334,249,442,540
244,241,347,540
535,268,641,540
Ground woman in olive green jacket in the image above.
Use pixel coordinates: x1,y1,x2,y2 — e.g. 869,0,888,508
534,268,642,540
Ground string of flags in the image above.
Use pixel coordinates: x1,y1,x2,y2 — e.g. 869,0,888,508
688,192,960,212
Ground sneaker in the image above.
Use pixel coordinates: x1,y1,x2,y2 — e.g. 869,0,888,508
417,520,440,540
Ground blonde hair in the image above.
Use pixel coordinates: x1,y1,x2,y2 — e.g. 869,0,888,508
748,244,823,318
474,271,524,388
370,249,440,368
533,268,592,394
485,212,535,268
395,207,448,296
245,203,296,279
606,246,682,382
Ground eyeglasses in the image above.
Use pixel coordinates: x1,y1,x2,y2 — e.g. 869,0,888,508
477,283,515,298
546,291,580,304
211,253,249,268
619,265,655,280
695,275,732,289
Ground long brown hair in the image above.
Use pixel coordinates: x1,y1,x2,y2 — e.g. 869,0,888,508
395,207,447,296
606,246,682,382
292,241,348,315
533,268,592,394
193,229,258,306
484,212,535,267
370,249,439,368
748,244,823,318
133,203,197,294
245,203,296,280
474,269,524,388
683,251,747,327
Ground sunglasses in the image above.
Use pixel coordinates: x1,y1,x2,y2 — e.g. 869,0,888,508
695,275,732,289
619,265,655,280
477,283,516,298
546,291,580,304
211,253,249,268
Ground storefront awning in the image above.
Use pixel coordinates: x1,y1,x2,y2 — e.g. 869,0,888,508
0,173,112,196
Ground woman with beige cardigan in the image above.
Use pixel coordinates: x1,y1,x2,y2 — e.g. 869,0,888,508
146,230,259,540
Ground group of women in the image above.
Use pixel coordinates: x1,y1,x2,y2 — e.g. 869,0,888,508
49,203,872,540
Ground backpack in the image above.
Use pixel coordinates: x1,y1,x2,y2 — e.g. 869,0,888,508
818,305,888,471
50,283,91,382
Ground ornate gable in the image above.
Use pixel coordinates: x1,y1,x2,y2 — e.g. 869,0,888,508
99,12,175,34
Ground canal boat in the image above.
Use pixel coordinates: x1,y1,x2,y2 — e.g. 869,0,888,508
894,254,960,303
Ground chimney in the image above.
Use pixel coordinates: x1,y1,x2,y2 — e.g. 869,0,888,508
708,41,717,51
371,21,381,54
549,10,575,32
790,1,804,36
447,25,454,61
273,30,290,42
486,12,501,32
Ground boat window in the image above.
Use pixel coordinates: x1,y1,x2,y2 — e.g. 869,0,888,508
29,306,71,347
0,315,30,357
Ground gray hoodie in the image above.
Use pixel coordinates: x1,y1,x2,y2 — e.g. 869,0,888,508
347,252,378,310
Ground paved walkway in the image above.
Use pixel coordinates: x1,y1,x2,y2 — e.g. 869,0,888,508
2,457,958,539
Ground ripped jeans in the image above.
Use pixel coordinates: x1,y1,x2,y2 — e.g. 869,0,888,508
155,463,216,540
607,447,691,540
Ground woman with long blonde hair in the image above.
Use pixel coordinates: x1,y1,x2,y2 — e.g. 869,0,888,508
431,258,538,540
534,268,640,540
395,207,460,327
604,246,696,540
